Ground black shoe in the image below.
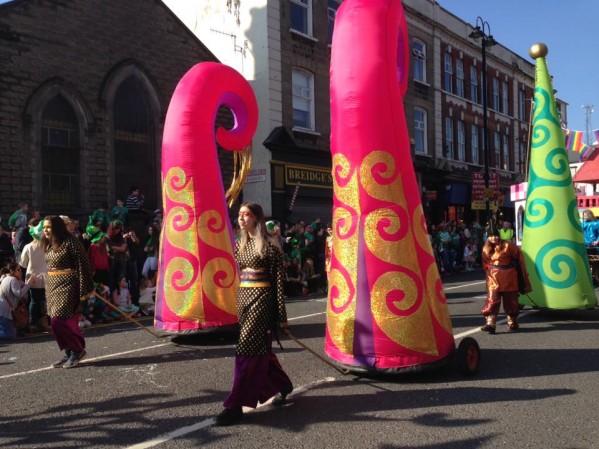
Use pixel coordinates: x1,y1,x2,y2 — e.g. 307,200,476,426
51,350,72,368
272,384,293,407
63,349,86,369
508,324,519,332
215,407,243,426
480,324,496,334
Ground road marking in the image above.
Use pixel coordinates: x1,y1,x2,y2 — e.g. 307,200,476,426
0,279,492,381
453,309,536,340
0,343,170,380
288,311,326,321
124,377,337,449
444,280,485,290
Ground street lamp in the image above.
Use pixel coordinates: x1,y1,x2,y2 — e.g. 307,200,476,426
469,17,496,232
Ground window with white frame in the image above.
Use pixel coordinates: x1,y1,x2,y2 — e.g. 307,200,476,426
327,0,341,45
290,0,312,36
445,117,454,159
412,39,427,83
456,60,464,98
292,69,314,131
518,89,526,121
457,120,465,161
492,78,500,111
414,107,427,154
470,66,478,104
503,133,510,170
444,52,453,93
494,131,501,168
502,81,509,115
471,124,479,164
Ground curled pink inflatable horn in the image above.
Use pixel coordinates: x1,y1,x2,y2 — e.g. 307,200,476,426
155,62,258,333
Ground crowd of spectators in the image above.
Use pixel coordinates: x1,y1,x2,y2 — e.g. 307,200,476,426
261,219,331,298
0,189,519,339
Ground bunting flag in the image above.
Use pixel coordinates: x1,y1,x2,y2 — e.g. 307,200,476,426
563,128,599,154
519,43,596,310
564,129,585,153
579,144,593,161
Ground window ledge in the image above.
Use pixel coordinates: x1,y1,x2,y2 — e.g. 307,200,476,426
292,127,321,136
289,28,319,43
414,80,430,87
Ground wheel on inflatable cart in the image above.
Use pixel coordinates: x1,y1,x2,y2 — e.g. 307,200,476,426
456,337,480,376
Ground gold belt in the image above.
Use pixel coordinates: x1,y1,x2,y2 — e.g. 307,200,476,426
239,268,270,288
47,269,76,276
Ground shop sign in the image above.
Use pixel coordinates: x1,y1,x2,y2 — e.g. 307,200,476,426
424,190,437,200
285,164,333,189
472,173,499,201
471,200,499,211
246,168,267,183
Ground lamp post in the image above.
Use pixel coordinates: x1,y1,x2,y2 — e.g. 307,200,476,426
469,17,496,232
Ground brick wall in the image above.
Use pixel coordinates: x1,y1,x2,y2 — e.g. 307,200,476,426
0,0,236,225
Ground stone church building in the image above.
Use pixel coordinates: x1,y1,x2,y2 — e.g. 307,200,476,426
0,0,234,226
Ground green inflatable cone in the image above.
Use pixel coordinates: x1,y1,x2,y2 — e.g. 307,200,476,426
519,43,597,309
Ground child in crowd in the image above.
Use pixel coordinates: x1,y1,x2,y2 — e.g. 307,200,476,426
463,239,477,271
138,276,156,316
112,276,140,317
78,314,92,330
301,257,321,294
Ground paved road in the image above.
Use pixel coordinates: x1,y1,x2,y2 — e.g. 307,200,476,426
1,270,598,448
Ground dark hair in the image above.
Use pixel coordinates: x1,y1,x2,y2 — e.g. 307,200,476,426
106,221,124,239
1,261,20,275
114,275,128,294
40,216,68,252
28,217,40,226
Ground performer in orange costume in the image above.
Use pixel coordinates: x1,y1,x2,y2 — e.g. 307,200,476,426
481,229,531,334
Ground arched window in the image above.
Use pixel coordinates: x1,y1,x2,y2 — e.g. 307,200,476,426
113,76,155,206
41,96,81,210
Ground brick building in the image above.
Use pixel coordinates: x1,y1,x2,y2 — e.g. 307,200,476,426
164,0,571,226
0,0,234,228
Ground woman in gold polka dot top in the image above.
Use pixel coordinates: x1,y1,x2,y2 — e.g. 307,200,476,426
216,203,293,426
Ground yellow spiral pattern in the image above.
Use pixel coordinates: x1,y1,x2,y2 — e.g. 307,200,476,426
371,271,437,355
202,257,238,315
163,167,201,318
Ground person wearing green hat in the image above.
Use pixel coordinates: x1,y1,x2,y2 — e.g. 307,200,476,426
86,225,109,286
19,219,51,333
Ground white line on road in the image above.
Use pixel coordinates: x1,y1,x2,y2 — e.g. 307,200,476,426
444,280,485,290
453,309,535,340
0,342,171,380
0,280,487,380
124,377,337,449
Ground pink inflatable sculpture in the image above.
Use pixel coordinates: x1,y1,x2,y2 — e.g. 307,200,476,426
326,0,455,372
155,62,258,333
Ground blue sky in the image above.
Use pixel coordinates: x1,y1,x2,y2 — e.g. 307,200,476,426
441,0,599,144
